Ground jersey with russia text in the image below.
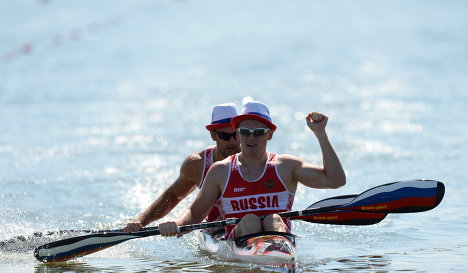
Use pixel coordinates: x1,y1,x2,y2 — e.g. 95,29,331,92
199,146,221,222
216,153,295,234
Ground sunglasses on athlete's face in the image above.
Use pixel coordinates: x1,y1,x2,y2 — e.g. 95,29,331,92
214,131,237,141
237,127,271,137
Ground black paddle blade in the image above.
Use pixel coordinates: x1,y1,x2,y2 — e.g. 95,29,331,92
307,194,358,208
33,220,231,263
34,233,135,262
34,228,160,263
291,194,387,225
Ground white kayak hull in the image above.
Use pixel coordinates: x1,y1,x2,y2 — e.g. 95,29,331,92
198,230,297,269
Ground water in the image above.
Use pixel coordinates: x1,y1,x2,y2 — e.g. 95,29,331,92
1,0,467,272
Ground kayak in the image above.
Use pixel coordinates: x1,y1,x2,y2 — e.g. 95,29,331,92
198,230,297,271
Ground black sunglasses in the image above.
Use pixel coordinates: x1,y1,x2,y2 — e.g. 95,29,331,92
214,131,237,141
238,127,271,137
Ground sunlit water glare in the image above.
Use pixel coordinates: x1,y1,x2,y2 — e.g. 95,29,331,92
1,0,467,272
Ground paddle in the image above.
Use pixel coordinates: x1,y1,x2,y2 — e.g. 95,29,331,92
34,179,444,263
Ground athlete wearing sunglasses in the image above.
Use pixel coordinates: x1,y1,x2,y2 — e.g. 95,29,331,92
213,130,237,141
237,127,270,137
124,103,240,233
158,101,346,241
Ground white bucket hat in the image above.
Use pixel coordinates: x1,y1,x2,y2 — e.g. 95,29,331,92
205,103,238,131
231,101,276,130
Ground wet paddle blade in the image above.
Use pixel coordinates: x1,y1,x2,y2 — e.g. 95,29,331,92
34,228,160,263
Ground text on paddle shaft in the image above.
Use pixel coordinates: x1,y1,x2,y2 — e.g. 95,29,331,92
230,195,279,211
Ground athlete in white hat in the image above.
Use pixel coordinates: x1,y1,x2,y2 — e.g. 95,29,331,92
124,103,241,232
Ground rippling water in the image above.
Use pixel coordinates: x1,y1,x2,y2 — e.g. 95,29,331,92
1,0,467,272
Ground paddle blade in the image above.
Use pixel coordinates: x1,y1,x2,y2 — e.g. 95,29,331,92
33,221,231,263
343,179,445,213
34,229,159,263
291,210,387,225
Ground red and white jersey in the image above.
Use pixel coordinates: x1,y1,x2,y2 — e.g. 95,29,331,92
199,146,221,222
216,153,295,233
199,146,215,188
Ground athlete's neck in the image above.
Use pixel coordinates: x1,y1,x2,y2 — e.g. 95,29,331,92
237,152,268,181
238,152,268,168
213,147,226,162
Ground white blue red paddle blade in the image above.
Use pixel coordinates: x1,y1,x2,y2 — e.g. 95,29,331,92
343,179,445,213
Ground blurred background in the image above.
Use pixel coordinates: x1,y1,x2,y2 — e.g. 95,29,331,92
1,0,467,272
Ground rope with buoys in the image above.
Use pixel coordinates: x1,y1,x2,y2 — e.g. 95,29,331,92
1,1,182,65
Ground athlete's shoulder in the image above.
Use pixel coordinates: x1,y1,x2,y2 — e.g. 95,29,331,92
275,154,304,170
276,153,302,163
180,150,205,173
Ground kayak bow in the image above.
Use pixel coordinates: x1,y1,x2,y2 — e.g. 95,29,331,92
199,230,297,270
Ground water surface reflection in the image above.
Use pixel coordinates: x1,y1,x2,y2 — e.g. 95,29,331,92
306,254,392,272
34,257,297,273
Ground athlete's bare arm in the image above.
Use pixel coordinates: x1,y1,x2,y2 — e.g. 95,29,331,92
158,161,229,236
178,161,228,225
277,112,346,191
124,152,204,232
